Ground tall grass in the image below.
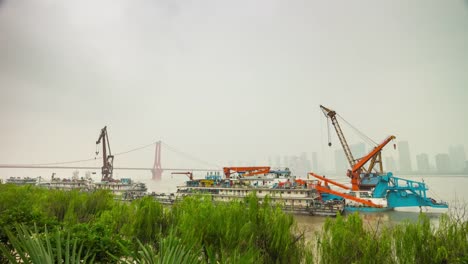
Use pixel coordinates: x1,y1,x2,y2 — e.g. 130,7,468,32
0,185,306,263
0,184,467,263
170,194,304,263
316,212,468,264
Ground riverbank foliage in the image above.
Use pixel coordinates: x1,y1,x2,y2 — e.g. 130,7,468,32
0,184,305,263
0,184,467,263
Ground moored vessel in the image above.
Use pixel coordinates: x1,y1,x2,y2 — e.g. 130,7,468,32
5,176,38,185
93,126,147,200
313,105,448,212
175,167,344,216
94,177,147,200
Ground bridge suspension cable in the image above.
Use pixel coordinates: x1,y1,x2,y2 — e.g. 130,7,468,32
4,141,158,167
1,140,221,171
161,142,221,169
113,141,157,157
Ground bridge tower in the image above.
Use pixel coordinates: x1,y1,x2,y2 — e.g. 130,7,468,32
152,141,163,180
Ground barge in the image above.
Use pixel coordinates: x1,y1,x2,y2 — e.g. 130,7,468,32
315,105,449,212
174,168,344,217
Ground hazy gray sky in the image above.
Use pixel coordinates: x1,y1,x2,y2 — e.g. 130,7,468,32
1,0,467,173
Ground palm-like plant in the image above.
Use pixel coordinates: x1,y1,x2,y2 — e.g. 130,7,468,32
0,225,95,264
115,234,201,264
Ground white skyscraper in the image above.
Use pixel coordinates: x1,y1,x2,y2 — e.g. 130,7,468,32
449,145,466,172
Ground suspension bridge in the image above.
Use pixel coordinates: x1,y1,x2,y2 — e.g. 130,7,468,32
0,141,221,181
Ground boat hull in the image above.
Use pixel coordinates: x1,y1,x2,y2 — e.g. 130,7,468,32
345,206,394,213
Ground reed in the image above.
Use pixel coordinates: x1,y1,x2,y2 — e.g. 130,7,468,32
169,193,303,263
316,212,468,264
1,184,467,263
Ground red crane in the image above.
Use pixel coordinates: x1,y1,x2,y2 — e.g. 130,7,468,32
320,105,396,190
308,172,382,208
223,167,271,179
171,171,193,181
308,172,350,190
348,135,396,188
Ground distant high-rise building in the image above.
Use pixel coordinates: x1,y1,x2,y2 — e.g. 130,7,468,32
311,152,318,172
398,141,412,173
297,152,311,177
335,142,366,174
384,156,397,172
448,145,466,172
288,155,299,175
283,156,289,169
351,142,366,160
416,153,430,173
275,155,281,168
335,149,348,174
435,154,451,173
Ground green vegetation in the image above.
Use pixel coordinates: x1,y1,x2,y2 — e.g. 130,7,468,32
0,185,304,263
0,184,467,263
317,212,468,264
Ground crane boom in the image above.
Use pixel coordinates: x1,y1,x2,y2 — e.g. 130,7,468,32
342,135,396,190
223,167,270,179
320,105,356,167
309,172,382,207
96,126,114,181
171,172,193,180
314,185,382,208
319,105,396,191
352,135,396,174
308,172,350,190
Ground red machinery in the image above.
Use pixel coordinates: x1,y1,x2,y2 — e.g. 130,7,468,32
171,172,193,181
320,105,396,190
347,135,396,190
309,172,382,208
223,167,271,179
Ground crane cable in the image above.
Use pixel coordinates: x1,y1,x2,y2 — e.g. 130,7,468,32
336,114,378,146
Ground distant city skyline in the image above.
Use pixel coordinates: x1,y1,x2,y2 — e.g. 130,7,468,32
265,141,467,176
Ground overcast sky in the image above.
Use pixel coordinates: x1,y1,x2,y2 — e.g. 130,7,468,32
1,0,467,174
